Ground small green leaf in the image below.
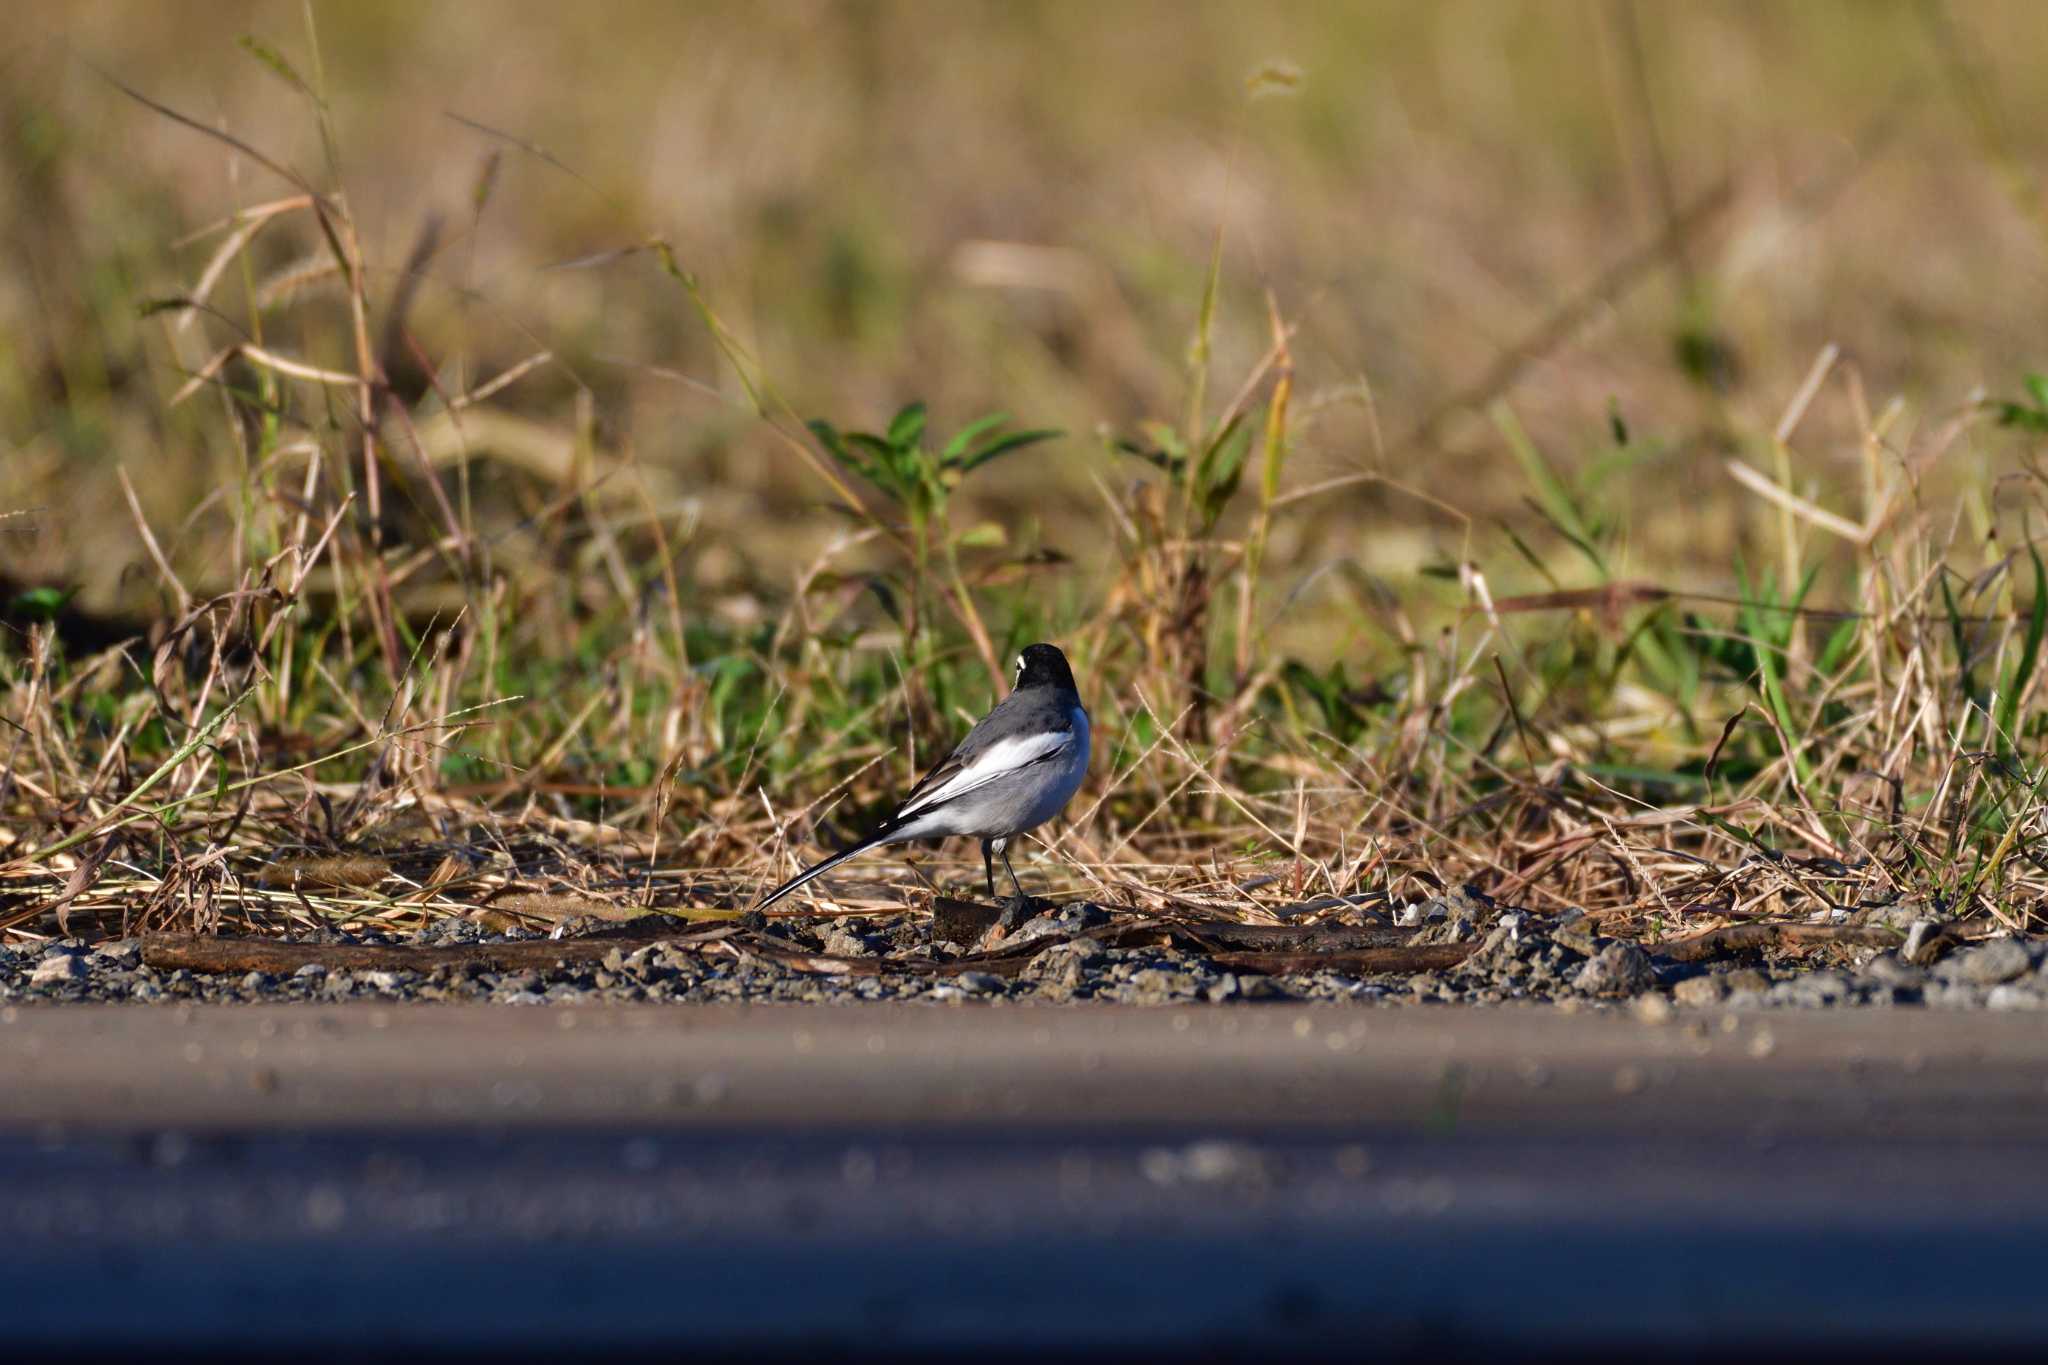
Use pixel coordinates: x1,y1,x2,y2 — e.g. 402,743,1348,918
954,521,1007,549
1495,401,1606,577
1197,419,1252,524
845,432,896,465
961,427,1061,473
1815,614,1860,676
1139,420,1187,460
887,401,927,451
1115,438,1182,475
8,585,76,621
809,420,890,494
940,412,1010,462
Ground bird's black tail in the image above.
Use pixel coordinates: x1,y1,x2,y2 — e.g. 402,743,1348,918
754,826,899,910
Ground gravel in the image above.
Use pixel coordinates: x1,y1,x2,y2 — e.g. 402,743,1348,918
4,890,2045,1012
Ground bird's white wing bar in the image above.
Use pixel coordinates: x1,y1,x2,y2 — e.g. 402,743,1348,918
893,729,1076,820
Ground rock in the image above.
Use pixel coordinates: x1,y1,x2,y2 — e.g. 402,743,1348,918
1126,968,1197,1004
626,950,674,984
1860,953,1924,987
239,971,273,993
1768,971,1851,1009
1415,888,1492,945
1466,911,1540,973
819,926,877,958
1572,942,1655,997
1000,903,1111,953
363,970,412,992
1020,940,1100,996
1547,909,1601,958
93,940,143,968
1630,993,1674,1025
1955,937,2031,986
1672,974,1728,1008
31,954,87,986
1721,968,1771,998
1986,983,2045,1011
953,971,1005,995
292,963,327,980
1929,982,1990,1009
412,916,485,945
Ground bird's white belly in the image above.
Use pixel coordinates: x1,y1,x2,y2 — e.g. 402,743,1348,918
1001,705,1089,832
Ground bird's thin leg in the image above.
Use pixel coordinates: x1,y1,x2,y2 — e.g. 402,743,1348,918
1001,843,1026,903
992,838,1035,934
987,843,1032,941
981,838,996,901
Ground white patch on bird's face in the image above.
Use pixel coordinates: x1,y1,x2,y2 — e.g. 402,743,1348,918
1015,655,1026,683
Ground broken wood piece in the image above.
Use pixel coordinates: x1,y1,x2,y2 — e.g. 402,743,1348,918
142,921,738,977
1646,922,1903,964
1209,944,1477,977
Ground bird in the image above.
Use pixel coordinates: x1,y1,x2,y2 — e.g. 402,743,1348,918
756,642,1090,913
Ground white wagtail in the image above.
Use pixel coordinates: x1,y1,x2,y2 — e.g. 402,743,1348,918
756,643,1090,911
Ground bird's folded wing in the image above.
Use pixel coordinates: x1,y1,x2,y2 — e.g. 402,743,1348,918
894,728,1076,819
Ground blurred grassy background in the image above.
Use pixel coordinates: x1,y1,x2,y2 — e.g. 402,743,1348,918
8,0,2048,643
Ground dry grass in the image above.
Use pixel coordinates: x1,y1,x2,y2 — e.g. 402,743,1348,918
5,6,2048,951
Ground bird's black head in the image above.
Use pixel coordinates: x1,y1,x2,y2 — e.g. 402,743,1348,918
1013,642,1076,692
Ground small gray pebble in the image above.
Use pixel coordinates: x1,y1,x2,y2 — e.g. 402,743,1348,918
954,971,1005,995
1860,953,1924,987
1986,984,2045,1011
1572,942,1655,997
31,954,87,986
93,940,143,968
1672,974,1728,1008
